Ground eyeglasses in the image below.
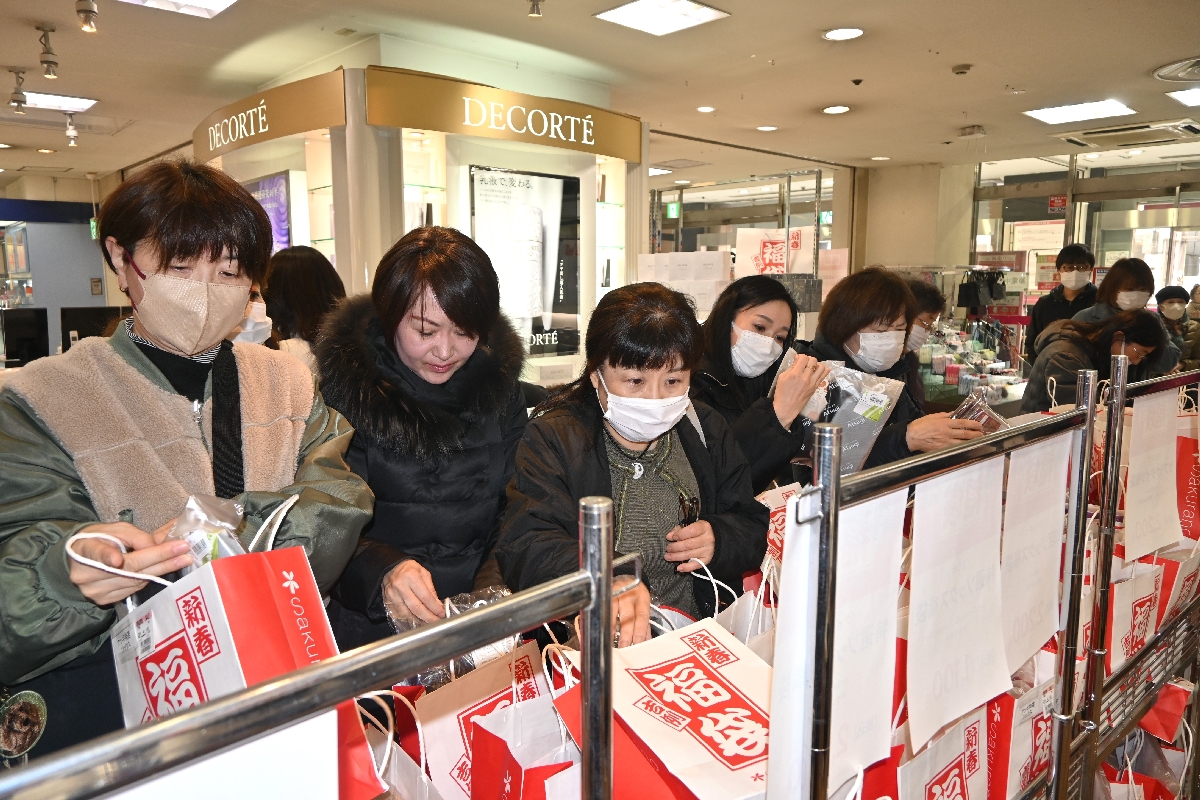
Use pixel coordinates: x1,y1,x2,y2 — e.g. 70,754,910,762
914,317,940,331
1058,264,1091,272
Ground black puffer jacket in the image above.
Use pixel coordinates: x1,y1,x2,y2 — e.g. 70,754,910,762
316,295,527,649
793,333,923,468
690,354,814,494
1021,322,1099,413
495,392,768,618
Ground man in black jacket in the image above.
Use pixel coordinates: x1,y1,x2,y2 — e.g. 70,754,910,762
1024,244,1097,364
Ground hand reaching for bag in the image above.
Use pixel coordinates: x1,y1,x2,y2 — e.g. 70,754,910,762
69,518,188,606
383,559,445,624
905,413,985,452
773,355,831,429
612,576,650,648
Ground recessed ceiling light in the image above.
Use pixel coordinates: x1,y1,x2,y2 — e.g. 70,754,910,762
675,179,691,184
697,106,715,113
37,148,55,154
1084,153,1101,160
1128,149,1144,156
649,167,672,176
871,156,890,161
0,143,10,149
756,125,777,131
761,186,773,192
822,28,863,41
114,0,239,18
823,105,850,114
595,0,729,36
1166,88,1200,107
738,189,748,194
23,91,98,113
0,168,5,173
1023,99,1135,125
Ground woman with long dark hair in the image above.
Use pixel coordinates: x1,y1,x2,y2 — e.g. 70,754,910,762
496,283,768,645
1072,257,1179,375
1022,309,1167,412
692,276,830,493
262,246,346,371
316,227,526,650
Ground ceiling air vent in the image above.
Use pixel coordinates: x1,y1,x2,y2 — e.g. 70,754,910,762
1155,57,1200,82
651,159,710,170
1053,119,1200,148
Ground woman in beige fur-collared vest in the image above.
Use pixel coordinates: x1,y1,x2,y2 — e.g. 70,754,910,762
0,161,373,758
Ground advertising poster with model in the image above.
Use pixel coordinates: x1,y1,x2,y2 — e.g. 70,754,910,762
241,172,291,255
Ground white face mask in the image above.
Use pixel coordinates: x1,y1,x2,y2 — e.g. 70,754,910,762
851,330,906,373
906,325,930,353
229,301,273,344
730,323,783,378
1060,270,1091,291
597,371,691,443
1116,291,1151,311
1161,301,1187,321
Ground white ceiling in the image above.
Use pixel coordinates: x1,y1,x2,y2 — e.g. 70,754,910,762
0,0,1198,188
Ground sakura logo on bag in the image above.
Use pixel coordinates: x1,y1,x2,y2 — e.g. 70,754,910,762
138,630,208,718
1018,714,1052,790
1123,592,1158,657
281,570,300,594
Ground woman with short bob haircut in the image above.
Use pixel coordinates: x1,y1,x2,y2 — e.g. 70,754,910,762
496,282,768,646
1073,257,1178,375
263,245,346,371
692,276,830,493
0,160,373,757
794,267,984,467
1023,309,1167,412
316,226,527,651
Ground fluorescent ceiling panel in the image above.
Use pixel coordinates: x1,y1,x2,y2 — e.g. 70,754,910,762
1166,88,1200,107
1023,99,1135,125
23,92,98,113
596,0,728,36
115,0,238,18
648,167,672,175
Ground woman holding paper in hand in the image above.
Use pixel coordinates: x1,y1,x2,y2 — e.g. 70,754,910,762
691,276,831,493
0,161,373,757
794,267,985,467
496,283,768,646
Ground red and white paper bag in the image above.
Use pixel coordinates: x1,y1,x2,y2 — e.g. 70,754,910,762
1138,678,1194,744
111,547,338,727
755,482,801,586
417,642,551,800
1106,562,1164,674
613,618,771,800
1151,547,1200,627
898,705,988,800
987,679,1056,800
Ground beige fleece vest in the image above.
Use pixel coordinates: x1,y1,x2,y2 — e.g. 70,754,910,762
7,338,314,532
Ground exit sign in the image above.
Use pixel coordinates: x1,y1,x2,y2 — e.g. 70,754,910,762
666,202,680,220
89,217,98,239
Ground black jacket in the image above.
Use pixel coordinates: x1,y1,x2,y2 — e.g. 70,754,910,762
690,354,814,494
1025,283,1097,363
315,295,527,648
1021,322,1098,413
793,333,923,468
495,393,769,618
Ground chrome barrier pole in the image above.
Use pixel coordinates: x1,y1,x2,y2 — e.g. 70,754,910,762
809,424,842,800
1050,369,1098,800
1083,353,1130,782
580,497,614,800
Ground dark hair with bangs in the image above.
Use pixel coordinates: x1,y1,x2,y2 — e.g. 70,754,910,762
263,246,346,342
538,282,702,413
702,276,798,398
1062,309,1165,372
97,159,272,284
907,279,946,315
1057,243,1095,269
373,226,500,345
818,267,916,350
1096,257,1155,306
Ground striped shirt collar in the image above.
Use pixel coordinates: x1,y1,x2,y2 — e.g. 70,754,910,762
125,317,222,364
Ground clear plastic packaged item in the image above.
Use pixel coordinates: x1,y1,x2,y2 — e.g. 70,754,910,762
167,495,246,575
390,586,521,691
798,361,907,476
950,386,1010,434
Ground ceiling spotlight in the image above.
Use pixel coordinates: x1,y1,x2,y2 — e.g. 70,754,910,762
648,167,672,176
756,125,777,131
37,148,55,154
697,106,715,113
822,105,850,114
1127,149,1144,155
37,25,58,79
871,156,891,161
738,189,748,194
822,28,863,41
0,143,11,148
76,0,99,32
66,113,78,147
1084,153,1101,160
8,69,27,114
674,179,691,184
529,0,542,17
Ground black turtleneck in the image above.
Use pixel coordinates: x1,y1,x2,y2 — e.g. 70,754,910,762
134,343,212,403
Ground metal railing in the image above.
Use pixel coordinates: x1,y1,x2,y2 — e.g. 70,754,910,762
0,497,633,800
807,371,1099,800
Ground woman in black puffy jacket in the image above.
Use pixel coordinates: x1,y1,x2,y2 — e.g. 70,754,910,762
316,227,526,650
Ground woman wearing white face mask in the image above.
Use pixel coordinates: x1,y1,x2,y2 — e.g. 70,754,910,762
794,267,985,467
0,161,372,757
1072,257,1180,376
692,276,831,493
497,283,768,645
1155,286,1200,372
903,279,947,412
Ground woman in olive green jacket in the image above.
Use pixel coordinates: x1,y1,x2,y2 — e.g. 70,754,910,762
0,161,373,758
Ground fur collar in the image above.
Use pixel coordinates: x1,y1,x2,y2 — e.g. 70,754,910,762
315,294,525,460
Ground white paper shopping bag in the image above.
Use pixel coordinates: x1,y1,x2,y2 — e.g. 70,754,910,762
1125,391,1184,560
1002,433,1073,673
756,482,803,587
829,488,908,793
1152,546,1200,626
987,679,1056,800
470,690,580,799
897,705,987,800
1106,563,1164,674
734,227,813,277
416,641,550,800
908,457,1012,750
612,618,771,800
